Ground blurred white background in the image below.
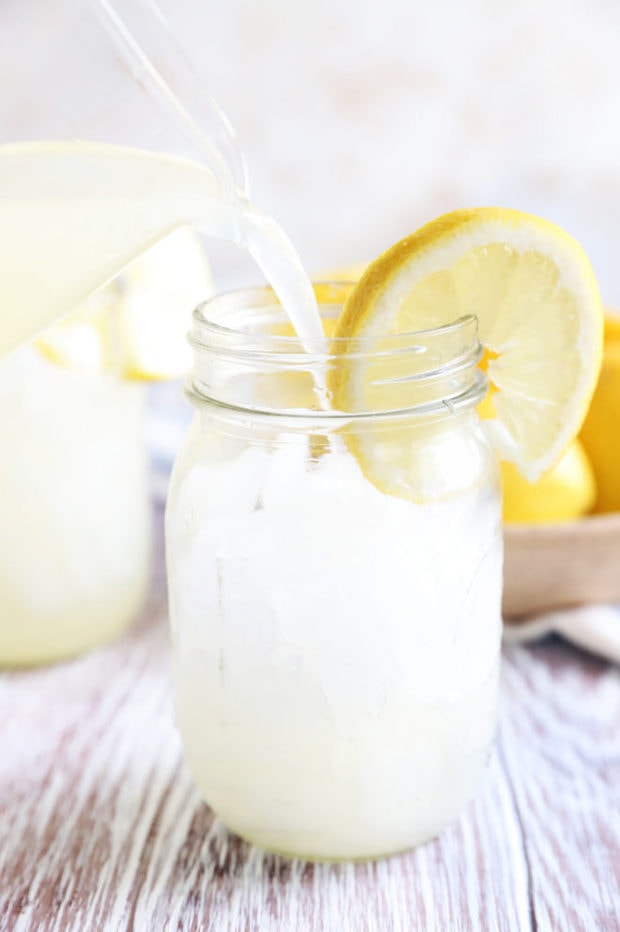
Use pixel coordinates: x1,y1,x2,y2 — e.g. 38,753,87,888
1,0,619,299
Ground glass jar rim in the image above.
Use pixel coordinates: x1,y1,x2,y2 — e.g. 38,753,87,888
192,282,478,357
188,283,487,419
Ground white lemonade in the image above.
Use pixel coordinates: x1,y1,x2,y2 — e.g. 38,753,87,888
165,283,503,860
168,429,502,859
165,196,602,858
0,347,150,665
0,227,213,666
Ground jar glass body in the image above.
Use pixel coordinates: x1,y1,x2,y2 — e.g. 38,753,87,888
166,287,503,861
0,348,151,666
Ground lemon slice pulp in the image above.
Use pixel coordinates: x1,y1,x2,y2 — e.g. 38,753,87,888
330,208,604,488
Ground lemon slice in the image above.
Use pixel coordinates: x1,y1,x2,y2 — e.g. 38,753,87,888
36,289,121,372
331,208,604,485
118,228,212,380
36,229,212,380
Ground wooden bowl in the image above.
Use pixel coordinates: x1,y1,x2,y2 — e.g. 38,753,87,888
503,512,620,619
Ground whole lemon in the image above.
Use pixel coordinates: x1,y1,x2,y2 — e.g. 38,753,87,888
500,438,597,524
579,314,620,512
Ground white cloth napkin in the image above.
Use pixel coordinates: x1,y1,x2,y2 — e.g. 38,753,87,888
504,605,620,663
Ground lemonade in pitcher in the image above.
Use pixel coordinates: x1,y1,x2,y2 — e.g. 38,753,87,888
0,1,603,859
0,228,212,666
0,342,150,666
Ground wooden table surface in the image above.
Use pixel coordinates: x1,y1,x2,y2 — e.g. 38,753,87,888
0,503,618,932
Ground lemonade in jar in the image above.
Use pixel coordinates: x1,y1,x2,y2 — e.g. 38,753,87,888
166,284,503,859
165,210,603,860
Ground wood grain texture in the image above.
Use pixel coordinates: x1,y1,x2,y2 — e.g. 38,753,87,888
0,508,619,932
503,514,620,617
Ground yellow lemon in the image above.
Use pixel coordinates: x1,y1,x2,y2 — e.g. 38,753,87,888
329,208,604,496
501,438,596,523
579,313,620,512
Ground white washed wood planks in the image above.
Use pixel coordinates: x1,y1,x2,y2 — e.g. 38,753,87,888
0,551,619,930
500,645,620,930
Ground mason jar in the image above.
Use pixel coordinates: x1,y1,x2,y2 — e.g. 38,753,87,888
0,346,151,667
166,283,503,861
